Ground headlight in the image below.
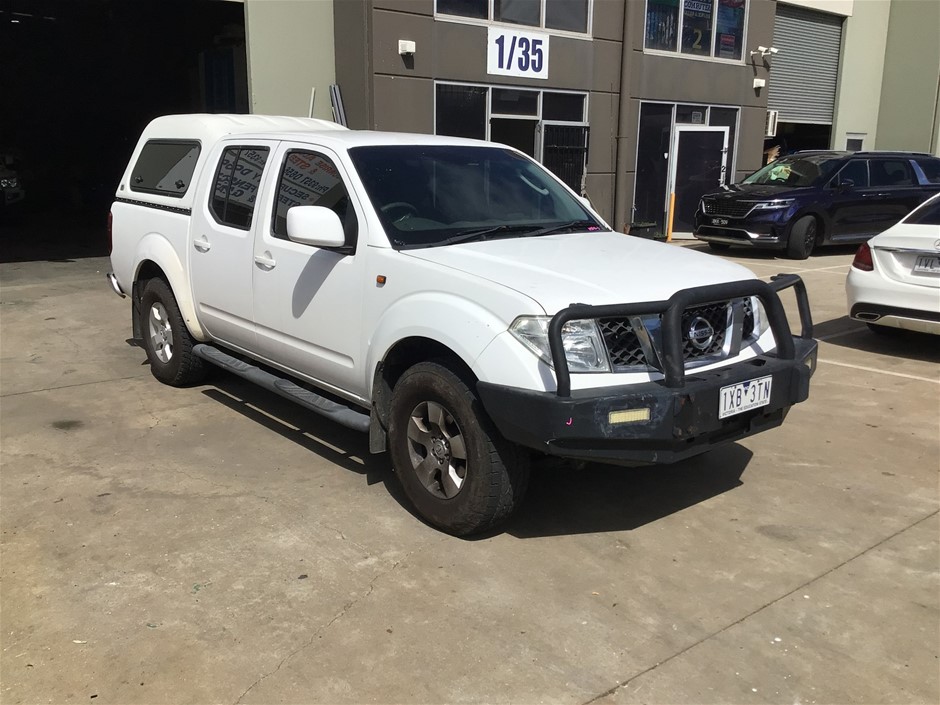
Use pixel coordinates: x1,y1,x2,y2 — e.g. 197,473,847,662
510,316,610,373
751,199,793,210
0,179,12,188
749,296,771,339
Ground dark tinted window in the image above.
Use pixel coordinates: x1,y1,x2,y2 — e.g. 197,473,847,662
272,151,357,246
436,84,487,139
436,0,487,18
915,158,940,184
836,160,869,188
869,159,914,187
545,0,588,32
906,197,940,225
491,88,538,116
210,147,269,229
543,92,585,121
495,0,540,26
130,140,200,197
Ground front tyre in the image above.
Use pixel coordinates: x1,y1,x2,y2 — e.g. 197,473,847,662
786,215,818,260
139,278,206,386
388,362,529,536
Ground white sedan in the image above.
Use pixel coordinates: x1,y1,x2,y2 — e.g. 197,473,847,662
846,192,940,335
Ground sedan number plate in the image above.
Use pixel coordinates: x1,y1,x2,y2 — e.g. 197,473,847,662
719,376,772,419
913,255,940,274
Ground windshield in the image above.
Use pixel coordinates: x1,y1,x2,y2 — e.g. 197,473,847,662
741,155,843,188
348,145,607,249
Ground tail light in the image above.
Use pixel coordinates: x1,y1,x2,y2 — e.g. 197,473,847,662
852,242,874,271
108,211,113,254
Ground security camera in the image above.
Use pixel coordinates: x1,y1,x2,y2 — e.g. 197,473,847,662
768,46,779,55
757,46,768,53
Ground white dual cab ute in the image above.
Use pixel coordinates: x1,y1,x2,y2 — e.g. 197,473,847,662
108,114,817,535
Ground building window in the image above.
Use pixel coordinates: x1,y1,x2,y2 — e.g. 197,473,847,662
435,82,589,191
210,146,269,230
845,134,865,151
437,0,590,34
645,0,746,61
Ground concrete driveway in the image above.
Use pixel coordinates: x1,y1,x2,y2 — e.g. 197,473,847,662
1,246,937,704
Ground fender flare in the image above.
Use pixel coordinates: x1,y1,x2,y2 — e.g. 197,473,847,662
134,233,208,340
366,292,514,396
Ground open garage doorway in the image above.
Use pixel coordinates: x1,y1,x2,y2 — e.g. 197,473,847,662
0,0,248,262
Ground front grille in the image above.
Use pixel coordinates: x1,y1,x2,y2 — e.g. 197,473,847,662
598,298,758,372
598,318,645,368
680,302,729,359
702,198,754,219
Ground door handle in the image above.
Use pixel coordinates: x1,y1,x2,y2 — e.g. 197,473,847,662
254,253,277,269
193,236,211,253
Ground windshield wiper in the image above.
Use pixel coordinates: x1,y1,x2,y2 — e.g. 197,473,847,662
521,220,602,237
425,224,542,248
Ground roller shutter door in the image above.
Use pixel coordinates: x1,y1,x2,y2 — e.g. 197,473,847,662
767,5,844,124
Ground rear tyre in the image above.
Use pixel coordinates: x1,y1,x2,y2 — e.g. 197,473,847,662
707,242,731,252
387,361,530,536
139,278,206,386
786,216,818,260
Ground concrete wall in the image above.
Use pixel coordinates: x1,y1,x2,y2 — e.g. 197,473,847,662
244,0,336,119
876,0,940,155
778,0,854,17
356,0,622,221
619,0,776,186
830,0,890,151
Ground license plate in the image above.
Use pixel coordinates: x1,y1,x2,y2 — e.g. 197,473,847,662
719,376,773,419
711,217,729,226
913,255,940,274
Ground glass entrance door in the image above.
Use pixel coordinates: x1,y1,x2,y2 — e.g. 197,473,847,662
669,126,729,235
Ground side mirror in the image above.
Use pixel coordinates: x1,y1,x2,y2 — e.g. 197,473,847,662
286,206,346,248
839,179,855,192
578,195,592,209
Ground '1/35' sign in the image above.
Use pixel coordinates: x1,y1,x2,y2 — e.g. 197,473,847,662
487,27,549,80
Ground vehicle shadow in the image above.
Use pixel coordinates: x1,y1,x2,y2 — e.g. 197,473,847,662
198,372,753,538
814,315,940,363
505,445,751,539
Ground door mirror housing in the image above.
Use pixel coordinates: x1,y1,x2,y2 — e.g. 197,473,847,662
286,206,346,248
839,179,855,192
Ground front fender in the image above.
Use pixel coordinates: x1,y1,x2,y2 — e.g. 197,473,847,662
366,291,523,395
134,233,207,340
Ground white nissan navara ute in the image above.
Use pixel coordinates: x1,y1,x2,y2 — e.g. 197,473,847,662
108,114,817,535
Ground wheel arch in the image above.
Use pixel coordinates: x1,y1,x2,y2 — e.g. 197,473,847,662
371,336,477,444
132,234,207,340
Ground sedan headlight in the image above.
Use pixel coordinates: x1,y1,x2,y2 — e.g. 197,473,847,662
510,316,610,373
751,199,793,210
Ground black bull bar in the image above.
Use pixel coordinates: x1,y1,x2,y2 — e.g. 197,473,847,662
548,273,813,397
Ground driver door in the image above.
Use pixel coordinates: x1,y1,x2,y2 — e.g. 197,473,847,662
251,143,368,397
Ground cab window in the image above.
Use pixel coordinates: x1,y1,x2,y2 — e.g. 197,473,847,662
209,147,270,229
272,150,358,247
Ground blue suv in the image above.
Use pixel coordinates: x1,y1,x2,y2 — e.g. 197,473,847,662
694,151,940,259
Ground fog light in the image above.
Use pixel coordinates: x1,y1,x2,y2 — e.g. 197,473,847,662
608,408,650,425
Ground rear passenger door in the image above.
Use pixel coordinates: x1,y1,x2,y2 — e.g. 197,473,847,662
866,158,925,233
190,141,276,351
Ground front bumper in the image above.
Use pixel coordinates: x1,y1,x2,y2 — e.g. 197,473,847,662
478,338,816,465
693,211,789,248
478,274,817,466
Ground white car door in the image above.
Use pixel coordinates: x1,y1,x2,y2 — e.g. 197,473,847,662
190,141,277,351
251,142,368,398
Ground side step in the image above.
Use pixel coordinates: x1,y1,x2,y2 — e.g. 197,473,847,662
192,344,371,433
